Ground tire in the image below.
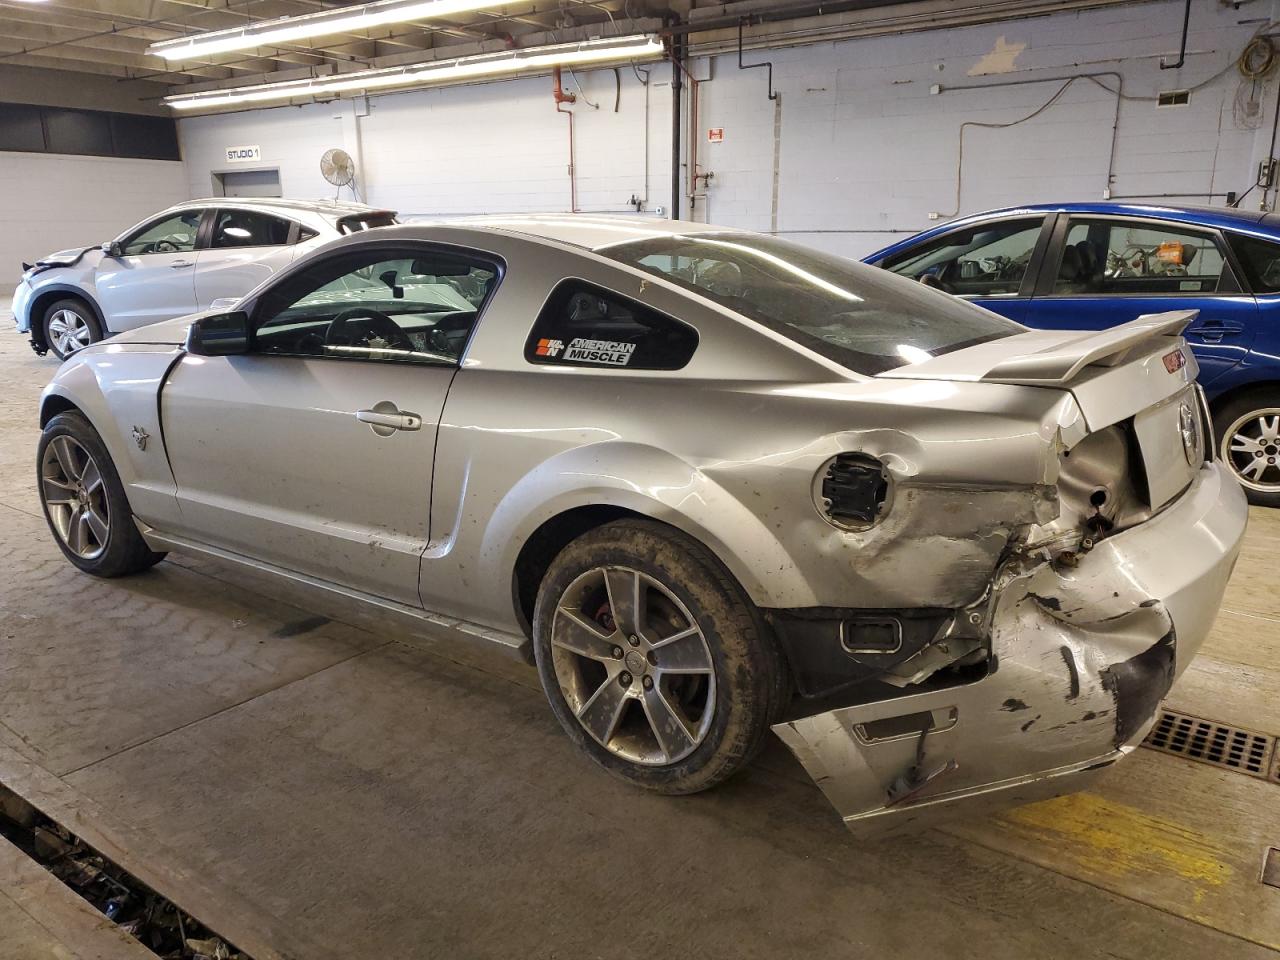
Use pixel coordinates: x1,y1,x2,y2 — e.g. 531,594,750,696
532,518,787,794
37,411,166,577
1213,390,1280,508
42,298,102,360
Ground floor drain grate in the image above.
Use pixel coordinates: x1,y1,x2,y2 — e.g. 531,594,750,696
1143,709,1277,781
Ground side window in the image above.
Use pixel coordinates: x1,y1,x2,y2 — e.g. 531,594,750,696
252,247,499,364
882,218,1043,296
525,280,698,370
1226,233,1280,293
1054,219,1226,295
120,211,201,256
210,210,292,249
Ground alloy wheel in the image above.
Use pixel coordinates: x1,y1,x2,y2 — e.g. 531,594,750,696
1222,407,1280,494
40,436,110,559
47,310,91,355
549,566,716,765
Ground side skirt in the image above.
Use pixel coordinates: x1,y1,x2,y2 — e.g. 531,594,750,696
135,521,532,662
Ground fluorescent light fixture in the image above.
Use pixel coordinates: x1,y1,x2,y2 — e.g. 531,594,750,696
164,34,664,110
152,0,522,61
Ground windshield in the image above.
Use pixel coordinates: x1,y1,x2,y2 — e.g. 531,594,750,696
600,233,1023,375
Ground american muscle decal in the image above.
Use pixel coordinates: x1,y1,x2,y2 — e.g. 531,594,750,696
538,337,636,365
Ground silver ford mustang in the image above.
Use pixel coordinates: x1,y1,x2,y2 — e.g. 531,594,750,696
36,216,1248,832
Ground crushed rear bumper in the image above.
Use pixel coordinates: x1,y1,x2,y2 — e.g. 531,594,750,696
773,461,1247,835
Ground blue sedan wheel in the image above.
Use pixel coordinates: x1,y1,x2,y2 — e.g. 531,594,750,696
1216,397,1280,507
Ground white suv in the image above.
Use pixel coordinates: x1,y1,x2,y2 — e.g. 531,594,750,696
13,198,396,358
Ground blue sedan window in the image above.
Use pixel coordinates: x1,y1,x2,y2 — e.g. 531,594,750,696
1054,219,1225,295
881,218,1042,296
1227,233,1280,293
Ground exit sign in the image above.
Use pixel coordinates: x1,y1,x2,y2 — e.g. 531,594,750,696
707,128,724,143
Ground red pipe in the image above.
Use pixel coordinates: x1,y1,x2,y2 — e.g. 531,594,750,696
553,67,579,214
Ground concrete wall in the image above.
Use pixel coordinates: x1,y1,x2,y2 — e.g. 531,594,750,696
1,66,185,293
176,67,670,219
0,64,173,115
0,152,189,290
173,0,1280,260
695,0,1271,257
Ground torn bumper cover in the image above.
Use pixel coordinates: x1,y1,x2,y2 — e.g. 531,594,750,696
773,461,1247,834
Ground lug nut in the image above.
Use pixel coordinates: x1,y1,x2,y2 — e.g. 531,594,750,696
611,646,623,658
642,676,654,690
619,671,633,686
646,650,658,666
628,634,640,646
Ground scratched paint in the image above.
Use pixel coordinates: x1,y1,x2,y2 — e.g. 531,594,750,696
968,36,1027,76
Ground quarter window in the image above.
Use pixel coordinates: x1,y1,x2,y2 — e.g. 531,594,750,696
524,280,698,370
252,247,499,364
1226,233,1280,293
881,218,1043,296
120,211,201,255
211,209,292,248
1053,219,1227,295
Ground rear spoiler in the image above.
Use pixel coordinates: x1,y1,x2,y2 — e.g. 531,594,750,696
980,310,1197,385
336,210,398,233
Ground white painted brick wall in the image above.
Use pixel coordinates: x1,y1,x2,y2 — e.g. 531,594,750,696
178,67,672,219
0,153,187,293
172,0,1280,260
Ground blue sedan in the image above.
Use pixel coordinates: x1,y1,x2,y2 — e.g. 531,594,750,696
866,202,1280,506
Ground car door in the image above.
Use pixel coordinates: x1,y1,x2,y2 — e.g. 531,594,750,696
1024,215,1258,386
193,208,309,309
159,243,501,604
95,209,206,330
875,215,1051,323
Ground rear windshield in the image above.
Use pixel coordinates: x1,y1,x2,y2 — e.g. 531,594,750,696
600,233,1022,375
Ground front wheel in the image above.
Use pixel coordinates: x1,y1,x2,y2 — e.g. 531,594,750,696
37,411,166,577
533,519,786,794
1214,392,1280,507
42,299,102,360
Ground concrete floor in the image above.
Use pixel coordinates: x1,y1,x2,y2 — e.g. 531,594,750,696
1,309,1278,959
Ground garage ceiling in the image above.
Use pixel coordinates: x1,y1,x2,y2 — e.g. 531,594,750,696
0,0,641,84
0,0,1136,92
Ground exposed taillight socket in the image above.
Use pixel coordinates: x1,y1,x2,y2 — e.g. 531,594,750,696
815,452,891,530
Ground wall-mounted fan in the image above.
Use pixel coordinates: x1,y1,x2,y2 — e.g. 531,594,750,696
320,147,357,199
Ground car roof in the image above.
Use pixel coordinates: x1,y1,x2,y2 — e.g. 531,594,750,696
968,201,1277,232
864,201,1280,264
408,214,747,251
168,197,385,217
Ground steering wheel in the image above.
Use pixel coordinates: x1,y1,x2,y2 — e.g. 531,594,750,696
918,272,950,293
325,307,415,352
154,238,182,253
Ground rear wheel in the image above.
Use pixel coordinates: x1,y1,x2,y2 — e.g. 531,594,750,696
42,299,101,360
1214,391,1280,507
533,519,786,794
37,411,165,577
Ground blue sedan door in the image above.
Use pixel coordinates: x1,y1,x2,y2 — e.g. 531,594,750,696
1023,215,1257,386
876,215,1051,323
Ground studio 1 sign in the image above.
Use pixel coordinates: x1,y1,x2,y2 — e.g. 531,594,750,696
225,145,262,163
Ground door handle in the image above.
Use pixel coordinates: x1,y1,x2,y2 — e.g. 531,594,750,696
170,259,195,268
1187,319,1245,343
356,402,422,437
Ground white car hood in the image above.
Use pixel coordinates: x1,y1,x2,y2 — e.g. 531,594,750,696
34,246,99,268
105,311,209,346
